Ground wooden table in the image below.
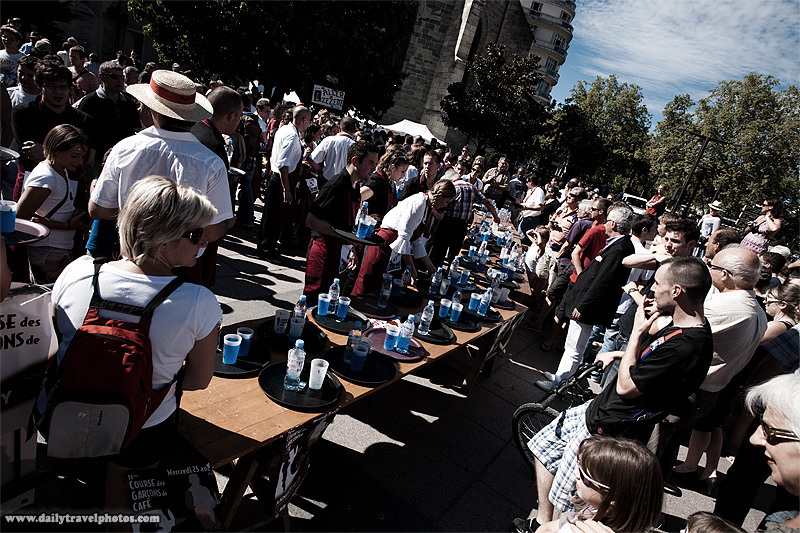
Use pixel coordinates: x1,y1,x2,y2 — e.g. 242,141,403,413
179,288,528,528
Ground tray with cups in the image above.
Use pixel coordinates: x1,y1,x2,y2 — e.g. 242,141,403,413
258,359,343,412
214,327,271,378
258,313,329,354
310,299,370,335
362,327,428,362
323,344,397,386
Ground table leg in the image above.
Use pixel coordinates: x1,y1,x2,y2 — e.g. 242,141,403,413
218,454,260,530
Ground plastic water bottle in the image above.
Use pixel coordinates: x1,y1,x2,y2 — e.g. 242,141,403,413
452,289,462,307
343,321,362,364
396,315,415,354
328,278,340,314
419,300,435,335
490,270,501,292
429,267,443,296
353,201,369,233
450,256,460,284
378,273,392,309
225,138,234,164
478,289,493,316
400,268,412,293
294,295,307,318
283,340,306,391
477,240,487,257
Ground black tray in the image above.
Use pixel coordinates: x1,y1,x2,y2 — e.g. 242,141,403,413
324,345,397,387
474,275,520,291
412,314,457,345
462,304,503,323
214,344,271,378
459,255,488,272
349,294,399,320
493,298,517,311
258,362,342,412
2,219,49,245
441,312,480,332
311,306,370,335
362,327,428,362
390,288,424,308
258,317,329,354
419,279,478,297
333,228,385,247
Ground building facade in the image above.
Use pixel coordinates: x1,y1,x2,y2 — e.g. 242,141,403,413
382,0,574,146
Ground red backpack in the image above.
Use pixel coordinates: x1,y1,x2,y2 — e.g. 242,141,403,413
35,260,183,458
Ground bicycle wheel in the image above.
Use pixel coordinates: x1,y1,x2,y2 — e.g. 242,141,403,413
512,402,561,471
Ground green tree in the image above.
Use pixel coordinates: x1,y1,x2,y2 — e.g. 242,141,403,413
650,74,799,248
126,0,418,119
440,43,548,159
533,75,651,191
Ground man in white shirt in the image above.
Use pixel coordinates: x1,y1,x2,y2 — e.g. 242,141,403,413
258,105,311,263
308,117,357,181
7,55,39,108
88,70,233,286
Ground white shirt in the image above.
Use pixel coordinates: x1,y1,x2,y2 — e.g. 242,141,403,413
701,289,768,392
310,133,355,180
91,126,232,225
270,123,302,174
23,162,79,249
381,192,429,258
7,85,38,108
50,256,221,427
520,186,545,219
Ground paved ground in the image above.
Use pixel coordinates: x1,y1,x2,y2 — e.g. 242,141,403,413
13,206,778,532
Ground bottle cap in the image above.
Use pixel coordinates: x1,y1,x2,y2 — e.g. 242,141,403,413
333,278,340,283
295,339,305,348
299,295,306,301
428,300,434,306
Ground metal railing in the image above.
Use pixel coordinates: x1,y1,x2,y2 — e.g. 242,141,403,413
529,9,574,31
532,41,567,59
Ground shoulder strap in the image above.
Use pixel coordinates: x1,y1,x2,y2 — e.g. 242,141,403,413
89,260,184,319
43,173,71,219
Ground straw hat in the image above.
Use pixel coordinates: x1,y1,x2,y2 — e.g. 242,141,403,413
708,200,724,211
127,70,213,122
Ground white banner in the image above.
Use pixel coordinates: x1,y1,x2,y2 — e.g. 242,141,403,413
312,84,345,111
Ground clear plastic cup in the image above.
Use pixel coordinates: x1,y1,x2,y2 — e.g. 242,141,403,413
450,302,463,322
439,299,452,318
350,341,370,371
308,359,329,390
383,325,399,351
274,309,290,334
318,293,331,315
336,296,351,321
222,334,242,365
236,327,254,357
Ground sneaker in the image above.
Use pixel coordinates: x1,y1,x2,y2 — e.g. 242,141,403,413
535,379,558,392
541,371,555,381
512,517,538,533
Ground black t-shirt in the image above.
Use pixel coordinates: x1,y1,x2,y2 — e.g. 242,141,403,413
585,322,713,436
77,91,140,164
11,96,94,167
363,170,392,219
308,169,360,234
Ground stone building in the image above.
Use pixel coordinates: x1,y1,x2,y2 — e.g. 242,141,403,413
382,0,574,147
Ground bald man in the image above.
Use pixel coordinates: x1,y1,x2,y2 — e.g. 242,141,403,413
259,105,311,264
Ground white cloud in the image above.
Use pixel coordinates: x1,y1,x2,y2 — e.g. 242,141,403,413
563,0,799,118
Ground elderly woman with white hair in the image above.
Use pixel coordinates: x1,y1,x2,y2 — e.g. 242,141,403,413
745,373,800,531
47,176,221,508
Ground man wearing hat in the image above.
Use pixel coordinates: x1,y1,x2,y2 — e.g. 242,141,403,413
88,70,233,285
699,200,723,245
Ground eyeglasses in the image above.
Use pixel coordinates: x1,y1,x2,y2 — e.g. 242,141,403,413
577,458,609,491
758,413,800,445
103,73,124,80
181,228,204,245
590,207,601,211
709,264,733,276
42,83,70,91
472,167,482,172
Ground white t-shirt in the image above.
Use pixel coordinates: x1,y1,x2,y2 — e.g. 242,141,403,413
520,186,545,219
50,256,221,427
7,85,38,108
0,50,24,86
310,133,355,180
382,192,429,258
23,161,78,249
91,126,232,225
270,123,303,174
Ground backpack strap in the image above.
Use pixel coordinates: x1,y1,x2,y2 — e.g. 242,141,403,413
89,260,184,318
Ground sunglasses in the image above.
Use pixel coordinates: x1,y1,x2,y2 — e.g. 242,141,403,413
182,228,204,245
758,413,800,445
577,458,609,491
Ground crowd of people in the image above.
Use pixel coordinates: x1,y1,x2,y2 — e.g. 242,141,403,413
2,19,799,533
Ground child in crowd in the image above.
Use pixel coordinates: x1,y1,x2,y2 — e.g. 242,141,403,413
536,436,663,533
16,124,91,282
684,511,745,533
525,225,549,292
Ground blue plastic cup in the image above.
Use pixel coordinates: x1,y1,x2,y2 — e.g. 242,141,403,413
357,220,369,238
383,325,399,351
0,201,16,234
439,299,452,318
336,296,350,321
318,293,330,315
450,302,463,322
236,327,254,358
469,293,480,310
459,269,470,286
222,334,242,365
350,342,370,371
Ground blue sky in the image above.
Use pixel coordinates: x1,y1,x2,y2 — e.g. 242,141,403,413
549,0,800,126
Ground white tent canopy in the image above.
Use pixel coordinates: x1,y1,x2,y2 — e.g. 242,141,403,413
378,119,441,144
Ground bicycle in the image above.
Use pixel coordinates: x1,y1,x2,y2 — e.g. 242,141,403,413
512,361,601,472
